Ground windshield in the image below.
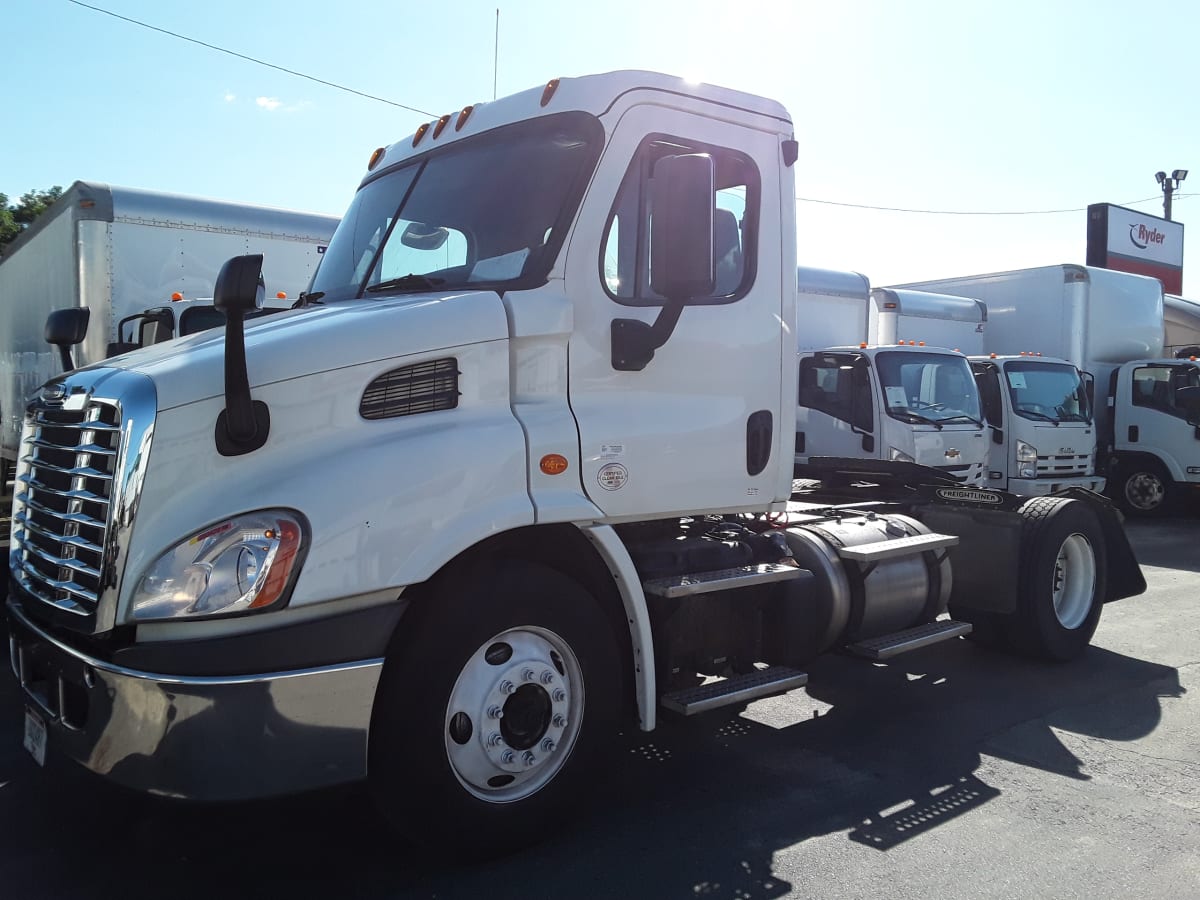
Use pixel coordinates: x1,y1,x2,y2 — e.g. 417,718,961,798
876,351,982,425
310,112,603,303
1004,360,1091,423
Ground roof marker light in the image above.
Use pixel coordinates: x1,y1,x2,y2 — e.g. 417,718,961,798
432,114,452,139
884,301,898,309
918,341,926,346
367,147,385,170
276,292,287,300
859,342,867,349
990,353,997,358
541,78,561,107
412,122,431,147
171,292,184,301
455,105,474,131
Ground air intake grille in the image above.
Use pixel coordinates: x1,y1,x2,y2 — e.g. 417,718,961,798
360,357,460,420
10,401,121,619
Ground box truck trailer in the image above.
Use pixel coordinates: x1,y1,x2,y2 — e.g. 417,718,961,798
6,73,1144,854
899,265,1198,514
1164,294,1200,357
794,269,987,485
0,181,339,485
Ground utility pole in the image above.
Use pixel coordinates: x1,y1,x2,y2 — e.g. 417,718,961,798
494,9,500,101
1155,169,1188,220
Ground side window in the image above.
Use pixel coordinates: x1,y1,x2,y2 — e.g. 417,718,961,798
1131,366,1173,414
600,134,759,305
800,355,854,424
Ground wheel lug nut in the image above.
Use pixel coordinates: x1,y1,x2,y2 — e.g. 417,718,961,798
488,732,504,747
541,738,556,752
487,705,504,719
522,751,536,767
500,680,516,695
501,750,515,764
540,671,555,685
552,688,566,703
522,668,536,682
553,714,567,728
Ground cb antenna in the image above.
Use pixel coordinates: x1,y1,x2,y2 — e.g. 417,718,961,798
493,9,500,100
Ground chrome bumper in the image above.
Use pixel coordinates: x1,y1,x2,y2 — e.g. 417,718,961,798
8,603,383,801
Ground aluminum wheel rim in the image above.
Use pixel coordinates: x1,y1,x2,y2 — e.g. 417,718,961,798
1052,533,1096,629
1124,471,1165,511
444,626,583,803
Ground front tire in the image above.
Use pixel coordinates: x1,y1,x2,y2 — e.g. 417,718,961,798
1113,461,1175,517
369,559,624,855
1009,497,1107,661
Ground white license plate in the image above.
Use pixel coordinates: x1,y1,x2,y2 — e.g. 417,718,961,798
23,708,47,767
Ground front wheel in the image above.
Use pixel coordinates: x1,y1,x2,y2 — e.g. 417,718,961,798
369,560,624,855
1114,463,1175,517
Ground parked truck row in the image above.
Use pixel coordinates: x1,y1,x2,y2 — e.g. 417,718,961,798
2,73,1158,856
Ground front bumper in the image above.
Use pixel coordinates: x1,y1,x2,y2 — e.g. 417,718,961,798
7,602,383,801
1008,475,1106,496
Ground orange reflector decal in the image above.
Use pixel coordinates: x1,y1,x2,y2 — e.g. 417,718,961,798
540,454,569,475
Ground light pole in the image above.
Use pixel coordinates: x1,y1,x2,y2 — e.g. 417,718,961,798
1155,169,1188,220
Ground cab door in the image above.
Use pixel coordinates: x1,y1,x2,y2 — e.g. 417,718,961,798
564,102,785,517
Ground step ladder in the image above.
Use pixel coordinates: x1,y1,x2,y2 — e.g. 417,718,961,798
660,666,809,716
846,619,973,660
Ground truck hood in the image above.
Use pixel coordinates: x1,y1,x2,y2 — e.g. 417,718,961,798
97,291,510,411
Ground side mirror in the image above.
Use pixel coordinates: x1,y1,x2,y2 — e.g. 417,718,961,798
611,153,714,372
214,254,266,314
45,307,91,372
649,153,715,300
1177,384,1200,425
213,254,270,455
400,222,449,251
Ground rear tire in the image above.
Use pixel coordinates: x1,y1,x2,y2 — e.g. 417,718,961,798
369,559,624,856
1009,497,1107,661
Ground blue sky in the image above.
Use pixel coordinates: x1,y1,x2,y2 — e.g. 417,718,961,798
4,0,1197,291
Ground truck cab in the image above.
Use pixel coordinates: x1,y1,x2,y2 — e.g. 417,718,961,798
970,354,1104,494
1102,358,1200,511
794,272,987,484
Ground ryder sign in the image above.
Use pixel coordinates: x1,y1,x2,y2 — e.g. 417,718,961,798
1087,203,1184,293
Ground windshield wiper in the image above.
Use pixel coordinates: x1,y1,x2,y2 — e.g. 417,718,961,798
1016,407,1060,425
939,414,984,427
364,274,446,294
292,291,325,308
888,408,943,430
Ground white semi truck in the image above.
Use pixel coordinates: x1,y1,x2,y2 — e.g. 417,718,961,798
0,181,339,486
901,265,1198,514
794,269,988,485
5,73,1146,854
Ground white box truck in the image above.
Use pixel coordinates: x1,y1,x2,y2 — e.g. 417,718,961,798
900,265,1198,514
794,269,988,485
5,73,1145,855
0,181,339,485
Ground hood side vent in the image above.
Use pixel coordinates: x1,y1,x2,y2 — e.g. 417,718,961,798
360,357,460,420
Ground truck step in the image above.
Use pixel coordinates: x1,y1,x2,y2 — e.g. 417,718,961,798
660,666,809,716
846,619,973,660
837,532,958,562
642,563,808,599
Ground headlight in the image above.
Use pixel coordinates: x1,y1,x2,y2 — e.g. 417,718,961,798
888,447,915,463
131,510,307,621
1016,440,1038,462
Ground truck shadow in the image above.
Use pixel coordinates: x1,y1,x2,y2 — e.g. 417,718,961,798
1124,514,1200,573
0,636,1182,900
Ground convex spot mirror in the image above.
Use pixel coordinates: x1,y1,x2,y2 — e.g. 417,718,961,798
214,254,266,314
400,222,449,251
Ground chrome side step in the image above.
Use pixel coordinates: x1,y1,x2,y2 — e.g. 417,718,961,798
837,532,958,562
642,563,808,599
660,666,809,716
846,619,973,660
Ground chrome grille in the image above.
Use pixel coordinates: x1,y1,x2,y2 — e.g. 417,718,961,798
10,401,121,619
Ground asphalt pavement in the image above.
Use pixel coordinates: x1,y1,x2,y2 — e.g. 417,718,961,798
1,505,1197,899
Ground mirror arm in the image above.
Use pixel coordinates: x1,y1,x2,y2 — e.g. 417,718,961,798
611,299,685,372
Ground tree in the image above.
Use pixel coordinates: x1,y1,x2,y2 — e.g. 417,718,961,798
0,186,64,255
